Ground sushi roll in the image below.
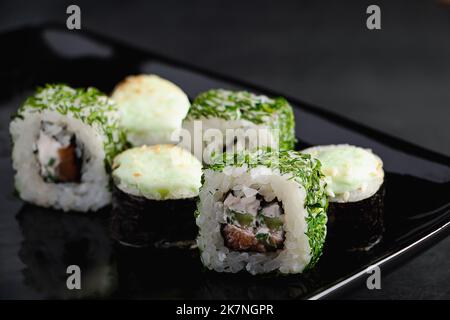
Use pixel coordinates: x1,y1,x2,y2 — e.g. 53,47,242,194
181,89,296,163
111,144,202,246
9,84,127,212
196,149,328,274
302,144,385,250
111,74,190,147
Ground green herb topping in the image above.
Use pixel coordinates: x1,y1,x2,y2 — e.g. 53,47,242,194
206,149,328,269
15,84,128,169
186,89,296,150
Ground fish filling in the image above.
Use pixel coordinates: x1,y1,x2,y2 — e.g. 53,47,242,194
220,185,285,253
34,121,83,183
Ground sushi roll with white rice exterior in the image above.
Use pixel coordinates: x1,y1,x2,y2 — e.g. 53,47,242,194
10,84,127,212
111,144,202,246
111,74,190,147
196,150,328,275
302,144,385,250
182,89,296,163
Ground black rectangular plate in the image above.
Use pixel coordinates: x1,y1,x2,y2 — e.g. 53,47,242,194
0,25,449,300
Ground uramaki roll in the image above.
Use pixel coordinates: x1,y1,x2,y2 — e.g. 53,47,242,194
181,89,296,163
10,84,127,212
196,150,328,275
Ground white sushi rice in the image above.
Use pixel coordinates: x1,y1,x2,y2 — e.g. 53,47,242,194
196,165,311,275
10,110,111,212
181,117,278,164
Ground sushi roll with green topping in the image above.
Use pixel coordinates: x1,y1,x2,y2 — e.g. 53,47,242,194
111,74,190,147
9,84,127,212
196,149,328,274
302,144,385,250
111,144,202,246
181,89,296,163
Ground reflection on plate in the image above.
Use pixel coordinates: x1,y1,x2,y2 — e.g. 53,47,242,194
17,205,117,299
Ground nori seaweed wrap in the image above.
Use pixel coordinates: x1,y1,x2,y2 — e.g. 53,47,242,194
111,144,202,246
302,144,385,251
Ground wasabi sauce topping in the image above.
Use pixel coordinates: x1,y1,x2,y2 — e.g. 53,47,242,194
112,74,190,147
302,144,384,203
112,145,202,200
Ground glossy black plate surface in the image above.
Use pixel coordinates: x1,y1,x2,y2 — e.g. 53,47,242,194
0,25,449,300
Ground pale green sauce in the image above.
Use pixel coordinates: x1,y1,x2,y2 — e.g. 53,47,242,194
112,75,190,145
305,145,382,196
112,145,202,200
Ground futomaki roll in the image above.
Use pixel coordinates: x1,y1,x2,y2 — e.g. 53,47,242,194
10,84,127,212
196,150,328,274
181,89,296,163
111,74,190,147
111,144,202,246
302,144,385,250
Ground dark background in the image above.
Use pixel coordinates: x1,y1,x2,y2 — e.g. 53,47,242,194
1,0,449,299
